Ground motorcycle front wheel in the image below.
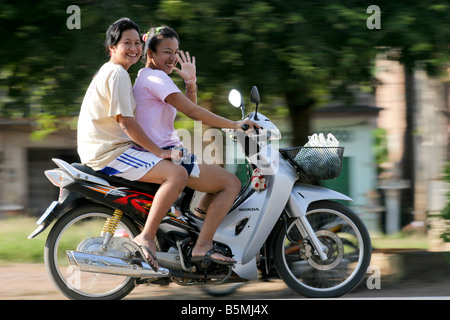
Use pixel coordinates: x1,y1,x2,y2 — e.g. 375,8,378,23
273,200,372,298
44,205,141,300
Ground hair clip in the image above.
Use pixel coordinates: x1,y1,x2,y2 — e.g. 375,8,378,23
142,31,150,42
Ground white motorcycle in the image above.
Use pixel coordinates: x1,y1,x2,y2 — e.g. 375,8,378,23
29,86,371,299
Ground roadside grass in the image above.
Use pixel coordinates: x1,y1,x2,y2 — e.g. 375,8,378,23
0,216,430,265
371,233,429,251
0,216,50,265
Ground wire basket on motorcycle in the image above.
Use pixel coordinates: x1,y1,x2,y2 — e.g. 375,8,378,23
280,146,344,180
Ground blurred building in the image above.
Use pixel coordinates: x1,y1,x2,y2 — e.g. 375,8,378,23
311,89,382,232
376,55,449,231
0,120,78,216
310,55,449,234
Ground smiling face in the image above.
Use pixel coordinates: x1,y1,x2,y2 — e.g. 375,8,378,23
109,29,142,70
146,37,180,74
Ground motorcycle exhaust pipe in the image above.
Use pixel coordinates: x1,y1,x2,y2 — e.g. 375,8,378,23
66,250,172,278
67,250,243,284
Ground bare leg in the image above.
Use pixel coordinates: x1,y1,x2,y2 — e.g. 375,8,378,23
187,163,241,263
133,160,188,269
193,192,214,218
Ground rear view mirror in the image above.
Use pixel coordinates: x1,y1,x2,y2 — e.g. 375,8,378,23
250,86,260,120
250,86,260,104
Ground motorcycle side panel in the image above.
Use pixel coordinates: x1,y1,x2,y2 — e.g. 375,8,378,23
67,181,153,223
286,184,353,218
213,156,297,279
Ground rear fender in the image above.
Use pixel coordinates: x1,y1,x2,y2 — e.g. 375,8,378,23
27,191,83,239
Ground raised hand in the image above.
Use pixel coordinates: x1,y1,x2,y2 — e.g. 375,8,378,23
174,50,196,82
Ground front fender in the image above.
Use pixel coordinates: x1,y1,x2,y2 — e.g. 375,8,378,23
285,183,352,218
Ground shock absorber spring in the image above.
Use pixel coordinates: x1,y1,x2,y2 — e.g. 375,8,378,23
101,209,123,250
102,209,123,236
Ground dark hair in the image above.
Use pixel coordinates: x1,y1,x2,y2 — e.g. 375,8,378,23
142,26,179,61
105,17,141,53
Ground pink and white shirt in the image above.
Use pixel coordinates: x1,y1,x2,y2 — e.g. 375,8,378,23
133,68,181,148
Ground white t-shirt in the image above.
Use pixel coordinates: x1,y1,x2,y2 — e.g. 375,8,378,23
77,62,136,170
133,68,181,148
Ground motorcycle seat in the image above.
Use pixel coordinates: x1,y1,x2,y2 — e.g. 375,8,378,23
71,163,161,194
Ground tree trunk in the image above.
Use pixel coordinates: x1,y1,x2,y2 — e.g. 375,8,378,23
285,90,315,146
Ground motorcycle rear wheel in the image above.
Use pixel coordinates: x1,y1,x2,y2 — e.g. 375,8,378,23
273,200,372,298
44,204,141,300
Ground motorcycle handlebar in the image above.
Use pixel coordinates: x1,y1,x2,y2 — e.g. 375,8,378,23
241,123,260,135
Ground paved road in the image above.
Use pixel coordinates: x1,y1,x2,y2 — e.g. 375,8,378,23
1,263,449,300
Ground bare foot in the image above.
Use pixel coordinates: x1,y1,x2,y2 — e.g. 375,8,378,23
133,234,158,270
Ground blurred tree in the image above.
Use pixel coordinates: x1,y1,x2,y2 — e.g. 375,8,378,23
151,1,369,142
156,0,449,144
1,0,96,118
0,0,448,146
377,0,449,75
0,0,158,118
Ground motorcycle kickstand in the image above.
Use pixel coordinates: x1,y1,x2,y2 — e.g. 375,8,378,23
176,238,196,273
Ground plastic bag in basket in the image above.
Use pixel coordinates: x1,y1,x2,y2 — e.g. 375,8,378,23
294,133,341,179
305,133,339,147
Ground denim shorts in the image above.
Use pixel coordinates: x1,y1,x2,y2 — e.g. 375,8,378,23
162,146,200,178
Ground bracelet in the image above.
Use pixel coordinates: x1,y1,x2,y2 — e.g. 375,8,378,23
186,89,197,94
186,84,198,94
184,77,197,85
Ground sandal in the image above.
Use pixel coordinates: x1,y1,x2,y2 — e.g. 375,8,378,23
130,241,159,272
191,246,236,266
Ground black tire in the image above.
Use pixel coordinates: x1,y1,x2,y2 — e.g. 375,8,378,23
44,205,141,300
273,201,372,298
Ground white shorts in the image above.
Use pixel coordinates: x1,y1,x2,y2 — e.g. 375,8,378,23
99,145,163,181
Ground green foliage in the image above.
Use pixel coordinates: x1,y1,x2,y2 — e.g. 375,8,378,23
0,0,448,146
377,0,450,75
372,128,389,175
0,0,159,118
29,113,65,141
